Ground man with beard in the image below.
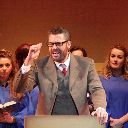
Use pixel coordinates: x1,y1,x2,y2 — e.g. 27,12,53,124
14,26,108,124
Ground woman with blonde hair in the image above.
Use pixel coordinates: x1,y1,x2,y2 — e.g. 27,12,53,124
100,44,128,128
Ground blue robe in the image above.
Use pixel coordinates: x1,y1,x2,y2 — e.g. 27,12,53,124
100,76,128,128
0,84,39,128
25,86,39,115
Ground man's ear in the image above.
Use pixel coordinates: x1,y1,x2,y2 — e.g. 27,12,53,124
67,41,72,49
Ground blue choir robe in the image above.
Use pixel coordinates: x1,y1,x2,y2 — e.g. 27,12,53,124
0,83,39,128
100,76,128,128
23,85,39,115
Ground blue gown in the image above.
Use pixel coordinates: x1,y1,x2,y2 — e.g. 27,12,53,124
25,86,39,115
100,76,128,128
0,83,39,128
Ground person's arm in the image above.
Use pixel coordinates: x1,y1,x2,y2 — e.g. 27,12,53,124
13,63,37,93
88,59,106,109
87,59,108,124
110,113,128,127
120,113,128,124
13,43,42,93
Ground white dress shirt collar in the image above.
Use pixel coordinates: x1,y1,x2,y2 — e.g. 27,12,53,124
55,53,70,71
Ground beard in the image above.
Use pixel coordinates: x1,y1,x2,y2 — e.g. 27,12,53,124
50,48,68,63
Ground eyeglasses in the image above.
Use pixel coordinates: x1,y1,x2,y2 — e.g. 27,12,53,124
47,40,68,47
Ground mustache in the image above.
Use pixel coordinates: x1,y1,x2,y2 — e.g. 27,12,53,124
52,49,61,53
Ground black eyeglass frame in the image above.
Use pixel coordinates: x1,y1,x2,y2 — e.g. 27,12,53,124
47,40,68,47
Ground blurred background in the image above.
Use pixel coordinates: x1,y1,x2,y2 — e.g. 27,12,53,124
0,0,128,64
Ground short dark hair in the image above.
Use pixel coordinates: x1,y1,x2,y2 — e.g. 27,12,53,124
70,46,87,57
48,26,71,41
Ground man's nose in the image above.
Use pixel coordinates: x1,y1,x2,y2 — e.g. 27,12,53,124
2,65,7,71
52,44,58,49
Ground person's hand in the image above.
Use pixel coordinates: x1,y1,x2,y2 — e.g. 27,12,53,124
3,112,14,123
24,43,42,66
91,107,108,125
0,115,5,122
110,117,123,128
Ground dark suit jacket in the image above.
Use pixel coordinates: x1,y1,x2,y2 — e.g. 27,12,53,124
14,54,106,115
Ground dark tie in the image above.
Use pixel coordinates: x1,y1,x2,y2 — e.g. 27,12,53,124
60,64,67,76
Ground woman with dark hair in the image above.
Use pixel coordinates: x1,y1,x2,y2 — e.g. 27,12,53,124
100,44,128,128
0,49,28,128
15,43,32,68
15,43,39,115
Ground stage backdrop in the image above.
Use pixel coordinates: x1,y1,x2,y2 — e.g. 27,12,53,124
0,0,128,62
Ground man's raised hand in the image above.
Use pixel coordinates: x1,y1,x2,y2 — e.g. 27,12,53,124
24,43,42,66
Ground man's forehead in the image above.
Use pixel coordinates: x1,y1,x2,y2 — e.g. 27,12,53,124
48,34,66,42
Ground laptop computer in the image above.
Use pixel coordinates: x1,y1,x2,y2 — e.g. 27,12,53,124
25,115,105,128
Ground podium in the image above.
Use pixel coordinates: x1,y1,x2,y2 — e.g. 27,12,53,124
25,115,105,128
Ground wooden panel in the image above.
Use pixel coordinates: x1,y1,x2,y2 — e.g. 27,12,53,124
25,115,105,128
95,63,104,74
